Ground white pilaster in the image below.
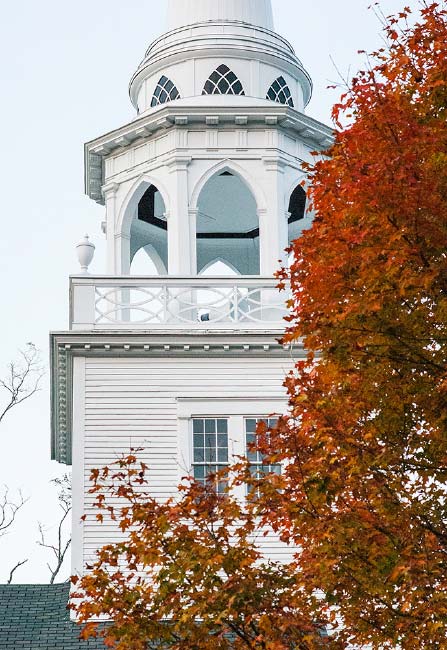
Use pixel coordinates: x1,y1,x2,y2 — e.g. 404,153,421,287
167,157,193,275
260,159,288,275
102,183,120,274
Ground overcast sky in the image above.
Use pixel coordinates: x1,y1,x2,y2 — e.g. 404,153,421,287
0,0,421,583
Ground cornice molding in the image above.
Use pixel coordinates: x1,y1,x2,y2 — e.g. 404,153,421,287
85,105,333,204
50,331,302,465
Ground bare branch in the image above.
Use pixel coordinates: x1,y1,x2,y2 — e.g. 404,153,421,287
37,474,72,584
0,487,28,537
0,344,44,426
7,559,29,585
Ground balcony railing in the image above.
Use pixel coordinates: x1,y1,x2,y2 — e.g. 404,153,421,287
70,276,289,330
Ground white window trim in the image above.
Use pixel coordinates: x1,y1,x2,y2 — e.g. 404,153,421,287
176,398,287,488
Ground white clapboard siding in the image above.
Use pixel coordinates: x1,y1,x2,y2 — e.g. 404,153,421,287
75,354,295,573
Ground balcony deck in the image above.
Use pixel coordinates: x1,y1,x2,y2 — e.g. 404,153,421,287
70,276,289,331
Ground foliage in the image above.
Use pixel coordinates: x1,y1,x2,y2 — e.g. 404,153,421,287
271,1,447,646
72,2,447,648
71,453,332,649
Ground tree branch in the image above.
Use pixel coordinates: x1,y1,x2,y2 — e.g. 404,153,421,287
7,559,29,585
0,344,44,426
0,488,28,537
37,474,72,584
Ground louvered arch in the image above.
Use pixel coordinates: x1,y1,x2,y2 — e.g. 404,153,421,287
202,64,245,96
266,76,294,107
151,76,181,107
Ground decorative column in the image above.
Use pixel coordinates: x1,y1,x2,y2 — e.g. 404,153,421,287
102,183,124,275
167,157,194,275
260,158,288,275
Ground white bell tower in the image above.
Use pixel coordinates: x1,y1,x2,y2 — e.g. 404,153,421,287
50,0,333,579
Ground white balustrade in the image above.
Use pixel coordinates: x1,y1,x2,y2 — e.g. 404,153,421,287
70,276,289,330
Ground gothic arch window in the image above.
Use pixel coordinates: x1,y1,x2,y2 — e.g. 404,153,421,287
288,184,307,251
202,65,245,96
130,184,168,275
266,76,294,107
288,185,307,224
151,75,180,107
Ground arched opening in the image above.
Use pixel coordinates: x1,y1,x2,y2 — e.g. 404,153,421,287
266,76,294,107
151,75,180,107
202,65,245,96
130,185,168,274
288,184,307,247
200,259,240,277
196,171,260,275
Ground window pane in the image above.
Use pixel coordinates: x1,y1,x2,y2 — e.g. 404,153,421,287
246,419,257,433
205,433,215,448
205,448,216,463
194,449,205,463
217,419,228,433
218,79,230,93
217,433,227,448
194,434,204,449
218,448,228,463
205,419,216,434
193,419,204,434
194,466,205,480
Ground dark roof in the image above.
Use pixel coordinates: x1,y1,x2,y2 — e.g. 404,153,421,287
0,583,106,649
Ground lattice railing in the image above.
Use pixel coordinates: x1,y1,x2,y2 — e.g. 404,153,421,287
70,277,288,330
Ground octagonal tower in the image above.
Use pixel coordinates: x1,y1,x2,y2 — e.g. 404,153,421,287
51,0,333,582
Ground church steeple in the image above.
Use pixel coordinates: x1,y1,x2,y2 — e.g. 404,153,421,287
166,0,274,31
81,0,333,278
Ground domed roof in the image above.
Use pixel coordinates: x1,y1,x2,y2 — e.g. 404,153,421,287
129,0,312,113
166,0,274,31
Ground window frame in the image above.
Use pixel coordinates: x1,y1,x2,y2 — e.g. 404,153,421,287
151,75,181,108
177,399,286,496
266,76,294,107
202,64,245,96
245,416,282,495
192,417,230,494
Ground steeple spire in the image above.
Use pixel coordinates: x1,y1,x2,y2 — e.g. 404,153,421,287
166,0,274,31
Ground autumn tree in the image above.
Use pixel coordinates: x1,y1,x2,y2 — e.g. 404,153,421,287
267,1,447,646
72,3,447,649
72,453,332,650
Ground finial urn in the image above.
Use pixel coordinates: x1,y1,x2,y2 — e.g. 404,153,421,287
76,235,95,274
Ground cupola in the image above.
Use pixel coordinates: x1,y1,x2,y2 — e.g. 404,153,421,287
129,0,312,115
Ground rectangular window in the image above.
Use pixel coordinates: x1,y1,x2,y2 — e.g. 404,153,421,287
192,418,229,493
245,418,281,490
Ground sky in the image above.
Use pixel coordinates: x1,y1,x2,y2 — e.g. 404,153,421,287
0,0,422,583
